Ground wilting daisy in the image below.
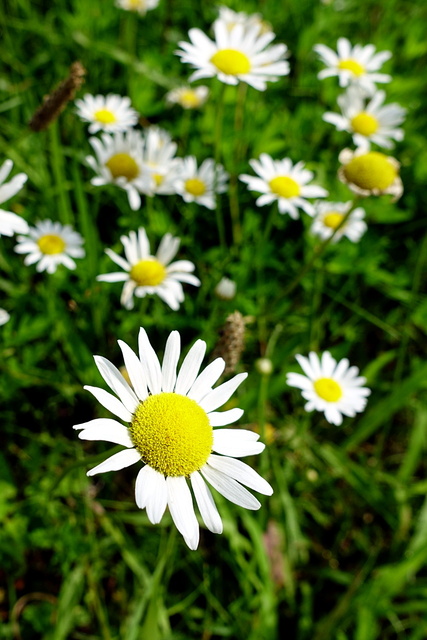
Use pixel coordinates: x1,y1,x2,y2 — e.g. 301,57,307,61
176,21,289,91
287,351,371,425
240,153,328,219
338,147,403,200
314,38,391,95
310,201,367,243
214,7,271,36
0,309,10,326
174,157,228,210
0,159,28,237
74,328,272,549
75,94,139,134
166,85,209,110
15,220,85,274
97,228,200,310
115,0,159,14
86,130,152,210
140,127,182,196
323,87,406,149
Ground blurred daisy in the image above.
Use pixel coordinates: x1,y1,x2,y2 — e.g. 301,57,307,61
214,7,271,36
287,351,371,425
75,94,139,134
176,21,289,91
214,277,236,300
314,38,391,95
74,328,273,549
338,148,402,200
0,309,10,326
240,153,328,219
140,127,182,196
166,85,209,110
323,87,406,149
174,157,228,210
0,159,28,237
86,131,151,210
15,220,85,274
97,228,200,310
310,201,367,243
116,0,159,14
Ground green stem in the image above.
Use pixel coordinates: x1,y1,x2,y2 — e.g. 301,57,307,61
214,82,226,249
228,83,247,247
49,121,73,225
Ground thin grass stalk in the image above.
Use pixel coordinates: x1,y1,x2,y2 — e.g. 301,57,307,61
214,82,226,249
49,121,73,225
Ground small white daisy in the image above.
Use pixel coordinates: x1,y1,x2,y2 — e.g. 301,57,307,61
174,156,228,210
97,228,200,310
0,159,29,237
140,127,182,196
115,0,159,15
74,328,273,549
75,94,139,134
214,277,236,300
310,201,367,243
176,21,290,91
166,85,209,110
338,147,403,200
323,87,406,149
0,308,10,326
86,130,152,210
214,7,271,36
287,351,371,425
240,153,328,219
314,38,392,95
14,220,85,274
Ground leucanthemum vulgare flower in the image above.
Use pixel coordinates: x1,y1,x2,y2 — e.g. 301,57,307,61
97,228,200,311
338,147,403,200
14,220,85,274
165,85,209,110
214,6,271,36
287,351,371,425
323,87,406,149
176,20,289,91
310,201,367,243
86,130,152,211
115,0,159,14
75,94,139,134
139,127,182,196
0,309,10,326
74,328,273,549
314,38,391,95
240,153,328,219
174,156,228,210
0,159,28,237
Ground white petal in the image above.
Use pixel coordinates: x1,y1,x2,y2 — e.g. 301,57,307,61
212,430,265,458
187,358,226,403
87,448,140,476
84,385,133,422
166,476,200,550
94,356,139,414
207,455,272,495
201,465,261,510
200,373,248,413
138,327,162,394
175,339,207,395
78,420,133,448
190,471,223,534
117,339,149,401
208,408,244,426
161,331,181,392
135,466,168,522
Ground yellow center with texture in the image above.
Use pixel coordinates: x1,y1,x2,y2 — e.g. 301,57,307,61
130,393,213,476
343,152,397,191
130,259,166,286
323,211,344,229
106,153,139,181
350,112,379,136
94,109,117,125
185,178,206,196
338,59,365,76
180,90,202,109
210,49,251,75
37,234,66,255
269,176,301,198
314,378,343,402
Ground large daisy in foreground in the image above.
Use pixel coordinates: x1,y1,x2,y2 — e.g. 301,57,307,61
286,351,371,425
0,159,29,237
74,328,272,549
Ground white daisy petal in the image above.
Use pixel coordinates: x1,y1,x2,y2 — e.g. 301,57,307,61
191,471,223,534
200,373,248,413
78,420,133,448
208,408,244,427
83,385,133,422
207,454,273,495
87,448,140,476
138,328,162,394
175,339,207,395
187,358,226,403
166,476,200,550
201,465,261,510
93,356,139,414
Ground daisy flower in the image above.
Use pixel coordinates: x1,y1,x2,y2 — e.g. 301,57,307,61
287,351,371,425
176,21,290,91
310,201,367,243
240,153,328,219
323,87,406,149
0,159,29,237
338,147,403,200
0,309,10,326
14,220,85,274
214,7,271,36
140,127,182,196
174,157,228,210
75,94,139,134
74,328,273,549
97,228,200,310
86,130,152,210
214,277,236,300
115,0,159,14
166,85,209,110
314,38,392,95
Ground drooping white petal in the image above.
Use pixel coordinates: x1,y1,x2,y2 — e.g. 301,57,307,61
136,466,168,523
207,455,273,495
175,339,206,395
87,448,140,476
201,465,261,510
166,476,200,550
200,373,248,413
84,385,133,422
190,471,223,534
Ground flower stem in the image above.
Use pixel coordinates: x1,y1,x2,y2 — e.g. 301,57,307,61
214,82,226,249
229,83,247,247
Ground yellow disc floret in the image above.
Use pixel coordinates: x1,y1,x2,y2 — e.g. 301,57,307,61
37,234,66,255
94,109,117,125
269,176,301,199
106,153,139,181
185,178,206,196
323,211,344,229
130,259,167,286
180,90,202,109
343,152,397,191
338,59,365,76
210,49,251,76
130,393,213,476
350,112,379,136
313,378,343,402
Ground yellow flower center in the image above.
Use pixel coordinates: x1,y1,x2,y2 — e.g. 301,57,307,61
180,90,202,109
105,153,139,181
94,109,117,125
37,234,66,255
269,176,301,199
313,378,343,402
130,259,167,286
350,112,379,136
185,178,206,196
210,49,251,76
338,59,365,76
343,152,397,191
128,0,144,8
153,173,164,186
130,393,213,476
323,211,344,229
